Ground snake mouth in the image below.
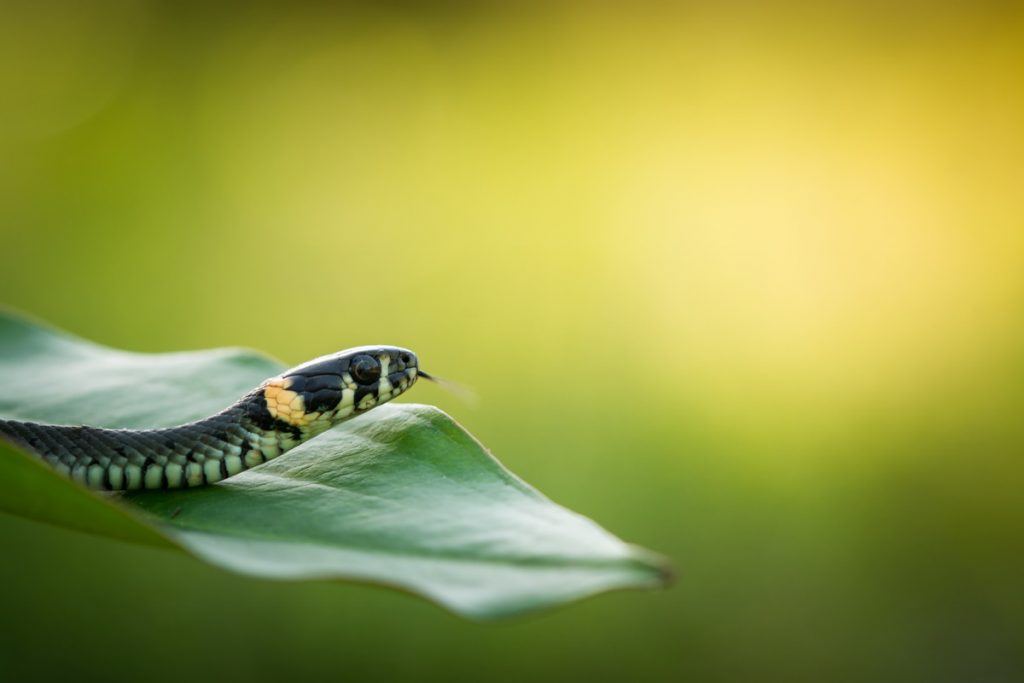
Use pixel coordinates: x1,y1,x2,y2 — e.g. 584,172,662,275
417,370,436,382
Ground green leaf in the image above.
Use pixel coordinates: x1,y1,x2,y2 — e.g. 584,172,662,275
0,310,670,619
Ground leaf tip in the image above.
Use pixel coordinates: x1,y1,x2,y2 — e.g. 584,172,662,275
629,546,676,588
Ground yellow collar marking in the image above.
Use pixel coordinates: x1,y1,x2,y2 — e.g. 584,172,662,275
264,377,319,427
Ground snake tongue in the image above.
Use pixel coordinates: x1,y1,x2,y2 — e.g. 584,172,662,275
416,370,478,407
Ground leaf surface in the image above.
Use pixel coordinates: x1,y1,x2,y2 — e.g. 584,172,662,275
0,311,669,618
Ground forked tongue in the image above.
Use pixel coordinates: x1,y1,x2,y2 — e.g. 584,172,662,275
418,370,479,407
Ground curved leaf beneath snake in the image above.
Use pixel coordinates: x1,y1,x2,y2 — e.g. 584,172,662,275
0,310,670,619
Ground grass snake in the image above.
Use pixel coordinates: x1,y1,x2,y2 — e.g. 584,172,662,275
0,346,424,491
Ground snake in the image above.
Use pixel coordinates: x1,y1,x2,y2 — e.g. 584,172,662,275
0,346,425,491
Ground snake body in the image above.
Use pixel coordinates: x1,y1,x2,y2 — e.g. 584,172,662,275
0,346,420,491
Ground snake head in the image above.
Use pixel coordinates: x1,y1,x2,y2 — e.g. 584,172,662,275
262,346,420,429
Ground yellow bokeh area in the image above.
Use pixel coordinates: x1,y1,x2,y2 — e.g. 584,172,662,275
1,2,1023,681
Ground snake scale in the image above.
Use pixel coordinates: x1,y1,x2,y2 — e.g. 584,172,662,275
0,346,423,491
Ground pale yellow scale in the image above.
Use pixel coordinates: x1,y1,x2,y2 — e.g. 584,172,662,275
263,377,322,428
377,355,393,402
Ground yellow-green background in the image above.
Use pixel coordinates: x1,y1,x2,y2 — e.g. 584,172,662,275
2,1,1022,681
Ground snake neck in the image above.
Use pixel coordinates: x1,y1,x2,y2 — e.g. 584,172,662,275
0,389,330,491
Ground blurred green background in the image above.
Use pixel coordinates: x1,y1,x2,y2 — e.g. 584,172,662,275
2,1,1023,681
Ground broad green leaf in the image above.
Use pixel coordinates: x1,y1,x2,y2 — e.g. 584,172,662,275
0,310,670,619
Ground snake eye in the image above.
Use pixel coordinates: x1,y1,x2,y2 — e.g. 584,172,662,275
350,355,381,385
